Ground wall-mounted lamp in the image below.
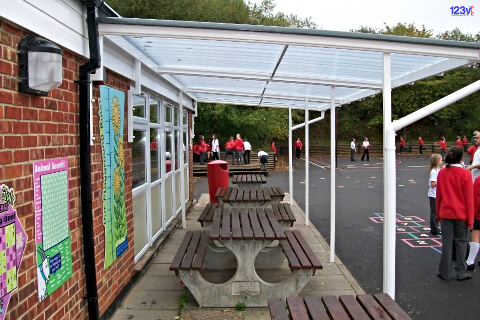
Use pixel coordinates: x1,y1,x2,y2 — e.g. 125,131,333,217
18,36,63,96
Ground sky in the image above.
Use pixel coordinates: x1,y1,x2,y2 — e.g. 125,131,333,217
251,0,480,35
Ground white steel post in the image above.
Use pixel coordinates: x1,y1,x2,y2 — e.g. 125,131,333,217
179,93,186,229
330,86,336,263
289,105,293,205
305,99,309,225
383,53,396,298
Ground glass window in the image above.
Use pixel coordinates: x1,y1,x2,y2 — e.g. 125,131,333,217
175,130,180,170
150,129,161,182
183,111,187,125
132,95,146,118
150,99,159,123
133,193,148,256
184,167,189,202
174,108,178,125
151,183,162,236
165,131,173,173
165,103,172,123
132,130,146,188
165,177,173,221
183,131,188,164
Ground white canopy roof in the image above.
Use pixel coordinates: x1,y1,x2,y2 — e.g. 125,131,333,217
97,17,480,110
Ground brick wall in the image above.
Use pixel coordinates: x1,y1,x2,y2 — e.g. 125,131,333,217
0,19,134,319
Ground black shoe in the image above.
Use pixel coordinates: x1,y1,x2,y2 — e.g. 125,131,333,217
457,272,473,281
467,264,476,271
430,231,437,236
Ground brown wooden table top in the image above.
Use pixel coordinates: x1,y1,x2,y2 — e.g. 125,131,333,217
232,174,267,185
210,207,286,241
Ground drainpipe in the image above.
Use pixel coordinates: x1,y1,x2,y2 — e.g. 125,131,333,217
77,1,101,319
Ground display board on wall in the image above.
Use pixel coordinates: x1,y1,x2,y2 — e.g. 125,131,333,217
99,85,128,269
0,185,27,320
33,158,72,301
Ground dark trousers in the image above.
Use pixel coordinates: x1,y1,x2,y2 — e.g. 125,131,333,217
429,197,440,234
199,152,207,164
361,149,369,161
295,148,301,159
224,149,234,162
350,149,355,161
260,155,268,170
244,150,251,164
439,219,469,280
441,149,446,161
235,150,243,165
213,151,219,160
419,145,424,154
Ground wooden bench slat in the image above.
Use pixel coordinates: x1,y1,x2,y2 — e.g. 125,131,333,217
263,188,272,201
220,210,231,240
277,203,289,221
257,208,276,240
283,204,296,223
207,203,224,222
240,208,254,240
214,187,223,198
265,208,286,240
292,230,322,270
286,297,310,320
224,187,233,202
249,208,265,240
236,188,244,201
180,231,202,270
210,209,222,240
373,293,412,320
229,188,238,202
169,231,194,273
356,294,392,320
231,208,242,240
322,295,351,320
191,231,211,270
280,239,301,270
268,298,290,320
339,295,371,320
272,203,282,221
285,230,312,269
198,203,213,224
303,296,330,320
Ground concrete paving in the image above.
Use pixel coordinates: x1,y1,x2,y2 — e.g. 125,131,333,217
110,193,364,320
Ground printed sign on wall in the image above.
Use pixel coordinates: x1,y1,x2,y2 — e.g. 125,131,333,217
0,185,27,320
33,158,72,301
99,85,128,269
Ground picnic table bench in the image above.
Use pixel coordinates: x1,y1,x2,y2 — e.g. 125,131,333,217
170,222,322,307
198,202,295,228
268,293,412,320
232,173,267,188
215,186,285,207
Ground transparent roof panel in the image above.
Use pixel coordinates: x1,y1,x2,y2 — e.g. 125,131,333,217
124,36,284,74
174,75,266,94
265,82,363,100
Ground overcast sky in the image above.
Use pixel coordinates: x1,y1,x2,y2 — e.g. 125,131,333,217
251,0,479,35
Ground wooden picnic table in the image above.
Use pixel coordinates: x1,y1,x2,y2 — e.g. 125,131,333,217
232,173,267,188
170,209,321,307
269,293,412,320
215,186,285,207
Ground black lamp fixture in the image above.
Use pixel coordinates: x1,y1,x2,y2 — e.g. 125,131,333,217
18,36,63,96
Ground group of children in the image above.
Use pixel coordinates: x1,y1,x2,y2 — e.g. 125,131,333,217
428,130,480,281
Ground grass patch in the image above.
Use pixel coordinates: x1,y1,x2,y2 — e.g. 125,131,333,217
235,301,246,311
178,290,190,316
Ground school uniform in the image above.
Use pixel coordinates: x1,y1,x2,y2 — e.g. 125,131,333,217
211,138,220,160
428,168,440,234
361,141,370,161
234,138,244,165
418,138,425,154
294,140,302,159
436,164,474,280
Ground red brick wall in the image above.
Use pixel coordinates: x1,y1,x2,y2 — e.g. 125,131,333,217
0,19,134,319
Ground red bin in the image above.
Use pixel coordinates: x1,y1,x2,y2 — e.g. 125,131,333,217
207,160,229,203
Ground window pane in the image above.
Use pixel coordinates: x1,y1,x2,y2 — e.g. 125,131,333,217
183,111,187,125
150,99,159,123
132,130,146,188
165,177,173,222
132,95,145,118
184,167,189,201
174,107,178,125
133,193,148,256
175,130,180,170
151,183,162,236
165,104,172,123
150,128,160,182
183,131,188,164
165,131,173,173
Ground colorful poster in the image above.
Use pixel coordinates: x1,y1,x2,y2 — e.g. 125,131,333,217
33,158,72,301
0,185,27,320
99,85,127,269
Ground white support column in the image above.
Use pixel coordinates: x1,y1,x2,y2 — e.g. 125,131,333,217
305,99,309,225
383,52,396,299
289,105,293,205
179,93,186,229
330,86,336,263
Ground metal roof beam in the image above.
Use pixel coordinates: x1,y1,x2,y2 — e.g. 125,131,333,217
158,67,382,89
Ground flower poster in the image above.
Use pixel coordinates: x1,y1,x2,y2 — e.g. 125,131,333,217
33,158,72,301
99,85,127,269
0,185,27,320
